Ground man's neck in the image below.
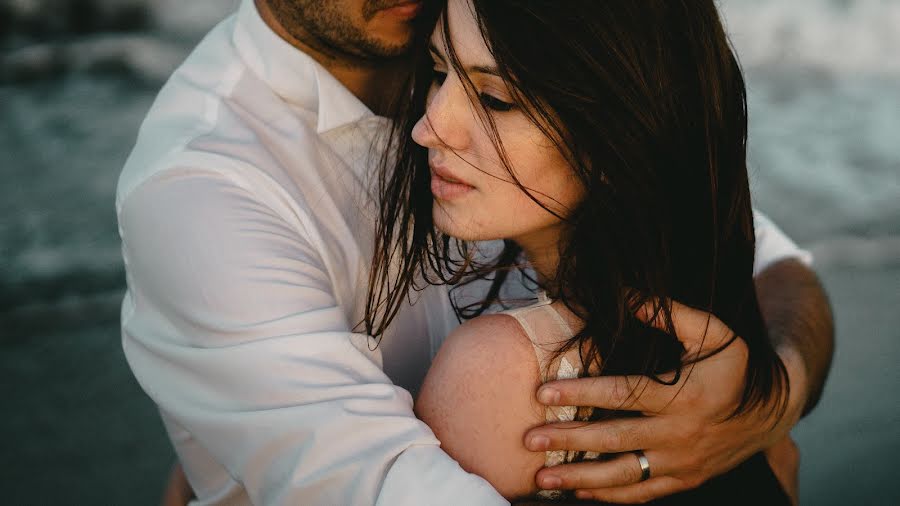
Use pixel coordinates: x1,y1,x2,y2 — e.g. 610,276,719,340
255,0,408,116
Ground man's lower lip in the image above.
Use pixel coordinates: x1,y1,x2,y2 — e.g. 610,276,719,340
431,174,475,200
381,2,423,19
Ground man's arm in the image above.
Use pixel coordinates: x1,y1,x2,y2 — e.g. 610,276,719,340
755,258,833,506
519,211,834,503
755,258,834,417
119,171,507,506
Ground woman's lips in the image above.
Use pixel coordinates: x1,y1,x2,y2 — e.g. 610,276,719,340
430,165,475,200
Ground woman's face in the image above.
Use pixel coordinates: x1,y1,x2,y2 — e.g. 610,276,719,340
411,0,583,256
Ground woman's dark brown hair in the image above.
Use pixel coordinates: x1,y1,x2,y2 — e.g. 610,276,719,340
365,0,789,422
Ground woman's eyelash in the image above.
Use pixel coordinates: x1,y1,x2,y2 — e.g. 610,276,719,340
430,68,515,113
479,93,515,112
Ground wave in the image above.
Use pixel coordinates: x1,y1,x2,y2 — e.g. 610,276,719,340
0,287,124,337
719,0,900,75
1,34,188,83
1,0,150,43
809,235,900,268
4,0,899,82
1,0,237,40
1,0,238,83
0,262,124,311
0,258,124,334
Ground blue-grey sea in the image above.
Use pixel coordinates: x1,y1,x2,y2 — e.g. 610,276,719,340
1,0,898,504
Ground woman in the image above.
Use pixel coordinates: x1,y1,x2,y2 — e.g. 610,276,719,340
365,0,794,503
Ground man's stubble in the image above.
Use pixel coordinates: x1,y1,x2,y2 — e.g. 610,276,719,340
267,0,414,64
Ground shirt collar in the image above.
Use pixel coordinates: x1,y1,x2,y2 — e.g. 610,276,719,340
232,0,375,134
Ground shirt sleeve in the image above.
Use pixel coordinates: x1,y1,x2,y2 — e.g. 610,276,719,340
118,170,508,506
752,208,813,276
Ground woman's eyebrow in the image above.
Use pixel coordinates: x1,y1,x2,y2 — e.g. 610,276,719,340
427,42,500,77
469,64,500,77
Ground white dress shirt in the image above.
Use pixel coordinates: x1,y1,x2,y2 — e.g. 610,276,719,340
116,1,811,504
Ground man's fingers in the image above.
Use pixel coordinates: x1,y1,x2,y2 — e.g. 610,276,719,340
525,417,672,454
574,476,693,504
537,374,679,413
534,451,668,491
636,297,735,354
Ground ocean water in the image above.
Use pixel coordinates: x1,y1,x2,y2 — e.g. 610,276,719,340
1,1,898,504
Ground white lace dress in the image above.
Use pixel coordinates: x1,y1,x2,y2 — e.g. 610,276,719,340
501,293,600,500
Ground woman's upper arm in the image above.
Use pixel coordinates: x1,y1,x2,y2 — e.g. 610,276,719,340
415,314,548,500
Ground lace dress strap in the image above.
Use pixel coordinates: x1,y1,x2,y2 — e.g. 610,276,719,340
501,297,599,500
503,297,556,382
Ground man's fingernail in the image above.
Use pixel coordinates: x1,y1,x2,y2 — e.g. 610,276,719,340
528,435,550,451
541,475,561,489
538,387,560,405
576,491,591,500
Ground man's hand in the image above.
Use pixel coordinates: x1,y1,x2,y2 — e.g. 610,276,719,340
160,462,194,506
522,299,807,504
765,435,800,506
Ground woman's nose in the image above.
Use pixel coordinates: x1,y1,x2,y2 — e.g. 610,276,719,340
411,77,469,151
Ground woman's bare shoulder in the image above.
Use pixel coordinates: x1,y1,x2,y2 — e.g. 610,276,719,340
415,313,547,500
438,313,540,368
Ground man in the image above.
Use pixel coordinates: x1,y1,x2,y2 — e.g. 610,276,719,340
117,0,833,504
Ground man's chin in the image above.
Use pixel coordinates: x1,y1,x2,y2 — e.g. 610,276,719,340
360,28,416,58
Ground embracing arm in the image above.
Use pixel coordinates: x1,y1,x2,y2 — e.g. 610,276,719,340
755,259,834,417
752,211,834,418
518,210,832,504
119,171,506,506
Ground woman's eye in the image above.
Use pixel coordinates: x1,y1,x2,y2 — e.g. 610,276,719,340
479,93,515,112
432,69,447,85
